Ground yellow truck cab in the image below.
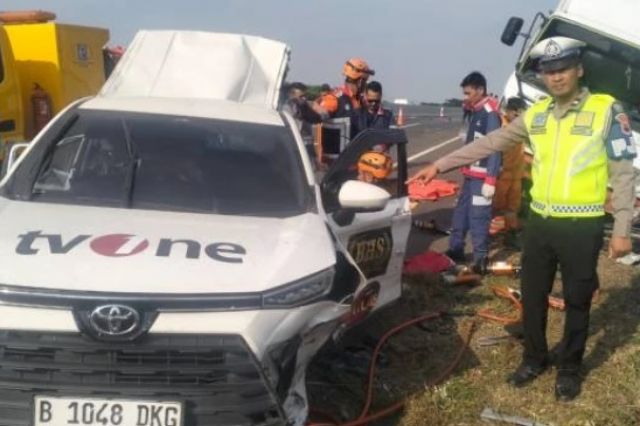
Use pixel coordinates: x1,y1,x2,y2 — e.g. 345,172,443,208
0,11,109,144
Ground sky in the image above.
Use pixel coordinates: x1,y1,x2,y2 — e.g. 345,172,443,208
6,0,558,101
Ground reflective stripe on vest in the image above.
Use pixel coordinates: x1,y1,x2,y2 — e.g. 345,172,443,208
525,93,614,218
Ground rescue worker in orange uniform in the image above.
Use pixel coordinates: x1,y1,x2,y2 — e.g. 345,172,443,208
316,58,375,161
491,97,527,244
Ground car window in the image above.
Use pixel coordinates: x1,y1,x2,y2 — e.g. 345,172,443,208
33,135,85,193
27,110,310,217
322,141,404,213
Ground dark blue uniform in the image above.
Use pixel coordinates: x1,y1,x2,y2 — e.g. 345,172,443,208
448,96,502,262
353,107,394,135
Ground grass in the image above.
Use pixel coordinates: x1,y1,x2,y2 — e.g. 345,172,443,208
307,251,640,426
398,254,640,426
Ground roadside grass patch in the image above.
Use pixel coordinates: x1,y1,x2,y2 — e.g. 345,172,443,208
307,254,639,425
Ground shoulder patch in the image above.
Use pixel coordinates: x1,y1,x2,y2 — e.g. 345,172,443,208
615,113,632,135
606,112,637,161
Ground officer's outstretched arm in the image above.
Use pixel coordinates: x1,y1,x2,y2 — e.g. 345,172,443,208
408,116,529,184
606,104,636,257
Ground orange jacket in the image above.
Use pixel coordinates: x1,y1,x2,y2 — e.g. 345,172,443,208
499,114,525,180
318,84,362,116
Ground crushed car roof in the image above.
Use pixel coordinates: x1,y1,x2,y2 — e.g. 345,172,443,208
99,30,291,110
80,96,285,126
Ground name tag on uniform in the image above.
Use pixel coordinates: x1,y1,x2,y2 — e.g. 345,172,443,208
530,112,548,135
571,111,594,136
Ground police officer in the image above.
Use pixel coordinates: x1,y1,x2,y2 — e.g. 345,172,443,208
408,37,636,401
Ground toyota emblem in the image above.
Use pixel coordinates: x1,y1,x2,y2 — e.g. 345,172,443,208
90,305,140,336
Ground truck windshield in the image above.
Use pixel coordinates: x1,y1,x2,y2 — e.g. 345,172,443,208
519,18,640,123
24,110,310,217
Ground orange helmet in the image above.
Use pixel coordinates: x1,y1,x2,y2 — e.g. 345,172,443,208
343,58,375,81
358,151,392,180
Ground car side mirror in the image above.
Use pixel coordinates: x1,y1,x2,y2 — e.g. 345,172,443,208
338,180,390,211
2,142,29,178
501,17,524,46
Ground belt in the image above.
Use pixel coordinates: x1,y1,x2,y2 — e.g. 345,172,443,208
531,200,604,216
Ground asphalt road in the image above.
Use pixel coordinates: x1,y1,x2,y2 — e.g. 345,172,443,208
398,108,467,258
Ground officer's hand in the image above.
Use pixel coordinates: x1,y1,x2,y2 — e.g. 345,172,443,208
481,183,495,199
407,164,439,184
609,236,632,259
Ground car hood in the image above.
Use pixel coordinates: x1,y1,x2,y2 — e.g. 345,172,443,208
0,200,335,294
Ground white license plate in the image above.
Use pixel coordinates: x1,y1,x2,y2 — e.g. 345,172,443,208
34,396,183,426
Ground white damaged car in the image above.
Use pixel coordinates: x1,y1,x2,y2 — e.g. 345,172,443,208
0,31,412,425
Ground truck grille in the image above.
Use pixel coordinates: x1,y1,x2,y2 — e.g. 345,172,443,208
0,331,284,425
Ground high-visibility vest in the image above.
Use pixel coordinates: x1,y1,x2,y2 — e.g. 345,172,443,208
525,93,614,218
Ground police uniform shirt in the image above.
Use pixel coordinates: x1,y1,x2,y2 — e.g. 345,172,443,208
434,88,636,238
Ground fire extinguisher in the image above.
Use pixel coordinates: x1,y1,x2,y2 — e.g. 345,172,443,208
31,83,53,135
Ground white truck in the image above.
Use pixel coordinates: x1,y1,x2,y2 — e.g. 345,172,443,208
0,31,412,426
500,0,640,188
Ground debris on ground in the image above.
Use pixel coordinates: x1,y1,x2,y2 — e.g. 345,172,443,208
480,407,548,426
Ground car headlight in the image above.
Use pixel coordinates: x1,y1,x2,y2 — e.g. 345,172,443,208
262,268,334,308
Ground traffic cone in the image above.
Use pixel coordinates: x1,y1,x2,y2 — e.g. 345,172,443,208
396,107,405,127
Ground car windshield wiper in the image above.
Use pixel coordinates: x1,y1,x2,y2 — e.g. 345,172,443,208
122,156,140,208
121,119,140,208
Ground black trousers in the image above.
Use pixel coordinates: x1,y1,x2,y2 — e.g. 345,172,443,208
521,212,604,370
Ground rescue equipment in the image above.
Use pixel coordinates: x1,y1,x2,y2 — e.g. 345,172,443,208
477,286,522,325
307,313,477,426
441,266,482,286
479,260,521,277
412,218,451,235
408,179,458,201
403,250,455,275
357,151,392,180
477,284,598,325
31,83,53,134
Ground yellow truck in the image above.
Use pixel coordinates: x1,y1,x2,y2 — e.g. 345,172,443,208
0,11,109,144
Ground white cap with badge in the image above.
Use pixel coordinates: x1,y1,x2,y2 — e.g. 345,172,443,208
530,36,587,72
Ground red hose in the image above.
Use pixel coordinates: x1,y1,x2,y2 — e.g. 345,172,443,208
307,312,477,426
476,286,522,325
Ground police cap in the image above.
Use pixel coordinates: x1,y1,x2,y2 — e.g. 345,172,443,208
530,36,586,72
